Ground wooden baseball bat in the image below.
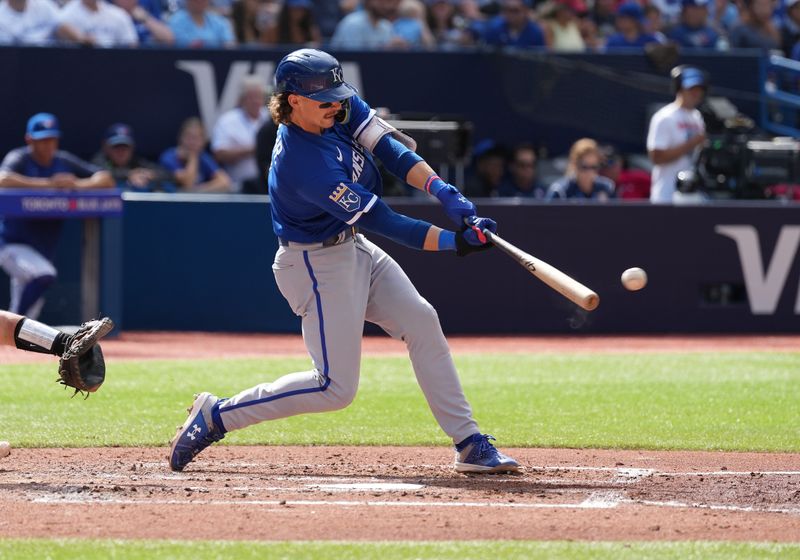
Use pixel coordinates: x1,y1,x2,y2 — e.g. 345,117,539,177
484,230,600,311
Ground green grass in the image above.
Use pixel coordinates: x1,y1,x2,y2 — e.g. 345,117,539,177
0,540,798,560
0,352,797,451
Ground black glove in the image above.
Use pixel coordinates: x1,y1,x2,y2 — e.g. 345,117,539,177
455,229,494,257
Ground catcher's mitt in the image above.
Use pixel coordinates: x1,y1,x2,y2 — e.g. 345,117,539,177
57,317,114,398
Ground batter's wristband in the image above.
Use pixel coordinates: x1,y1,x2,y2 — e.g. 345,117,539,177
425,175,446,196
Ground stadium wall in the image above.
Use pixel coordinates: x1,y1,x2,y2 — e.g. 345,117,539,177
115,197,800,334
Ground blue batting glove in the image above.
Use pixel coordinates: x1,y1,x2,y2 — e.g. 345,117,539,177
433,183,477,226
463,216,497,246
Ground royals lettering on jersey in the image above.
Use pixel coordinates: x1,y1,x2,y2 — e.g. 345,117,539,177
351,144,365,183
268,94,387,242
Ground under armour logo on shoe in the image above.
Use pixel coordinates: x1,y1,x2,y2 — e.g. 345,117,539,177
187,424,202,440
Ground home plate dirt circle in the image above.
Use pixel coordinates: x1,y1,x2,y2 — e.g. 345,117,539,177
0,446,798,541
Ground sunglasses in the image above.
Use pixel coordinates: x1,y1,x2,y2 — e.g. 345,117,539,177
578,164,600,171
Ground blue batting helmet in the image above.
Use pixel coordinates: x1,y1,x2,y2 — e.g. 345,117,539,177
274,49,357,102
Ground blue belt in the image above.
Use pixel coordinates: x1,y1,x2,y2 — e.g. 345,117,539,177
278,227,358,249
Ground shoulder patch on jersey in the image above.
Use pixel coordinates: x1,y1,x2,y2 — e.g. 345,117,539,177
329,183,361,212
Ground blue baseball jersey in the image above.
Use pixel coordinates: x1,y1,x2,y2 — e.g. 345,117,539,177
0,146,101,258
268,94,385,243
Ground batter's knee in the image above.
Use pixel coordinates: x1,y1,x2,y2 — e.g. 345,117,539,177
321,377,359,411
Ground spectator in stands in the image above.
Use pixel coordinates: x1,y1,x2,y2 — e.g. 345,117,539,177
590,0,617,41
0,113,114,319
393,0,436,48
598,144,651,199
650,0,683,28
211,75,270,194
253,116,277,195
780,0,800,55
261,0,322,45
160,117,232,193
330,0,406,49
541,0,587,51
643,3,668,37
113,0,174,44
464,139,507,198
479,0,545,47
311,0,357,40
728,0,781,50
58,0,138,46
708,0,739,37
545,138,616,200
92,123,175,192
498,142,546,198
0,0,83,45
230,0,279,44
604,2,664,48
647,65,707,203
667,0,721,48
426,0,473,48
168,0,236,47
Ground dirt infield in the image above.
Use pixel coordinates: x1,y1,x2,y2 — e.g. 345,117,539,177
1,446,798,541
0,333,798,542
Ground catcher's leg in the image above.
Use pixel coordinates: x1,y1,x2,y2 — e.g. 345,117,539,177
0,244,56,319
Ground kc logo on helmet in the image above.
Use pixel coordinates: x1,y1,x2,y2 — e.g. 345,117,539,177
329,183,361,212
331,67,343,84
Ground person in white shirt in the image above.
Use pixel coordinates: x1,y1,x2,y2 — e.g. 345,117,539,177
647,64,708,203
0,0,82,44
211,75,270,193
58,0,138,46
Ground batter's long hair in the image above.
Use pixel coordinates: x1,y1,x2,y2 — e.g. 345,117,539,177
269,93,293,125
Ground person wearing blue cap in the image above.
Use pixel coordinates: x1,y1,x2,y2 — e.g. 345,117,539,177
646,65,708,203
0,113,114,318
168,48,520,475
666,0,721,48
92,123,174,192
605,1,664,48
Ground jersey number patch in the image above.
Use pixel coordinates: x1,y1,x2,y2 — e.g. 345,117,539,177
329,183,361,212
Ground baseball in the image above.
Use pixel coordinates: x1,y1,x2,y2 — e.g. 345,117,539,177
0,441,10,458
621,267,648,291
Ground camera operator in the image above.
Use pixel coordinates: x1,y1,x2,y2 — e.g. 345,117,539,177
647,65,708,203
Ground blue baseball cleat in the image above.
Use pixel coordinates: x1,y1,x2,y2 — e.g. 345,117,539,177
168,392,225,472
454,433,521,474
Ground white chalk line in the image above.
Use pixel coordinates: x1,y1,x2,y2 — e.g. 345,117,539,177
8,466,800,516
629,498,800,516
27,495,800,515
28,496,610,509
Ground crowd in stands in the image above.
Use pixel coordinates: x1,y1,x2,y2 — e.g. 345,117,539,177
0,0,797,55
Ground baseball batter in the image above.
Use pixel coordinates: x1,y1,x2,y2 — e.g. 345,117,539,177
169,48,520,475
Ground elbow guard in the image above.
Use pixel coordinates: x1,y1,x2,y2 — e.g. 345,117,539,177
354,112,417,153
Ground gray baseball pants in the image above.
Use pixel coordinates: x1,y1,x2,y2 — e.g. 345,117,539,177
216,233,480,444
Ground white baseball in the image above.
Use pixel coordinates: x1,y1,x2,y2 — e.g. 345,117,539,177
621,267,647,291
0,441,10,458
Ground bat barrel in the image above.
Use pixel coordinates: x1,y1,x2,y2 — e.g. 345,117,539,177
485,230,600,312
